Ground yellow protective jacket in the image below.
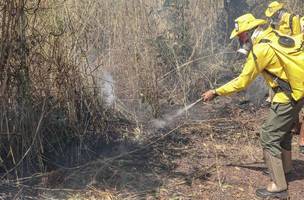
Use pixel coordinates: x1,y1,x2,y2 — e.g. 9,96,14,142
215,27,304,103
301,16,304,32
277,12,301,36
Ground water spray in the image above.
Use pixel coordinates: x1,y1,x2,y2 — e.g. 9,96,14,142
152,98,203,129
178,98,203,114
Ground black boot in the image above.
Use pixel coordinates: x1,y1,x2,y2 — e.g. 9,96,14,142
256,188,288,199
299,145,304,154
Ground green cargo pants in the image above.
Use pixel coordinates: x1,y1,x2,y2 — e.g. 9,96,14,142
260,99,304,157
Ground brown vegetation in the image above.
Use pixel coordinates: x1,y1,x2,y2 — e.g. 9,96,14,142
0,0,304,199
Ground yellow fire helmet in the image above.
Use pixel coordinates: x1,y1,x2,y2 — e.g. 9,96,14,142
265,1,284,17
230,14,267,39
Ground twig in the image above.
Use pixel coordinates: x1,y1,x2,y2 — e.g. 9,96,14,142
1,98,46,180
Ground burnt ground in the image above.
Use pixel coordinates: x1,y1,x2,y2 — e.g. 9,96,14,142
1,97,304,200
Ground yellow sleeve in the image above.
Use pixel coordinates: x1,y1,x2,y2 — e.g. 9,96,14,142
301,16,304,32
292,15,301,35
215,44,274,96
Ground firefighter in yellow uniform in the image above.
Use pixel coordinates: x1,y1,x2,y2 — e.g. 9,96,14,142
300,16,304,155
265,1,301,36
301,16,304,32
264,1,301,102
265,1,304,154
202,13,304,199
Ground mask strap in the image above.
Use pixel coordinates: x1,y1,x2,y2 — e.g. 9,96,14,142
251,27,263,41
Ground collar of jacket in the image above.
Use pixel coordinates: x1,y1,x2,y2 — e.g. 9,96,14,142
252,26,274,45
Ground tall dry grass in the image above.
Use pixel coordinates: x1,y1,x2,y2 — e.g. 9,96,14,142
0,0,303,180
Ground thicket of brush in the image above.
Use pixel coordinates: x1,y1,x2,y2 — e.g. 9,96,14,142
0,0,303,180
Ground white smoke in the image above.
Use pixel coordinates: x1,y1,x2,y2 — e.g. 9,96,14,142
101,72,115,106
151,118,167,129
245,76,268,105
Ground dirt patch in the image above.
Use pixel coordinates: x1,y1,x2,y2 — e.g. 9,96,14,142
1,99,304,200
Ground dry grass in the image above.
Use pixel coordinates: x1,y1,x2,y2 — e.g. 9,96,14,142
0,1,303,199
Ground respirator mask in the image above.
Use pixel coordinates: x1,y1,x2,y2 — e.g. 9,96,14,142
237,31,252,56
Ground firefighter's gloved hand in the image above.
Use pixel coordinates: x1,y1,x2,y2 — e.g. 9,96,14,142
201,90,217,102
